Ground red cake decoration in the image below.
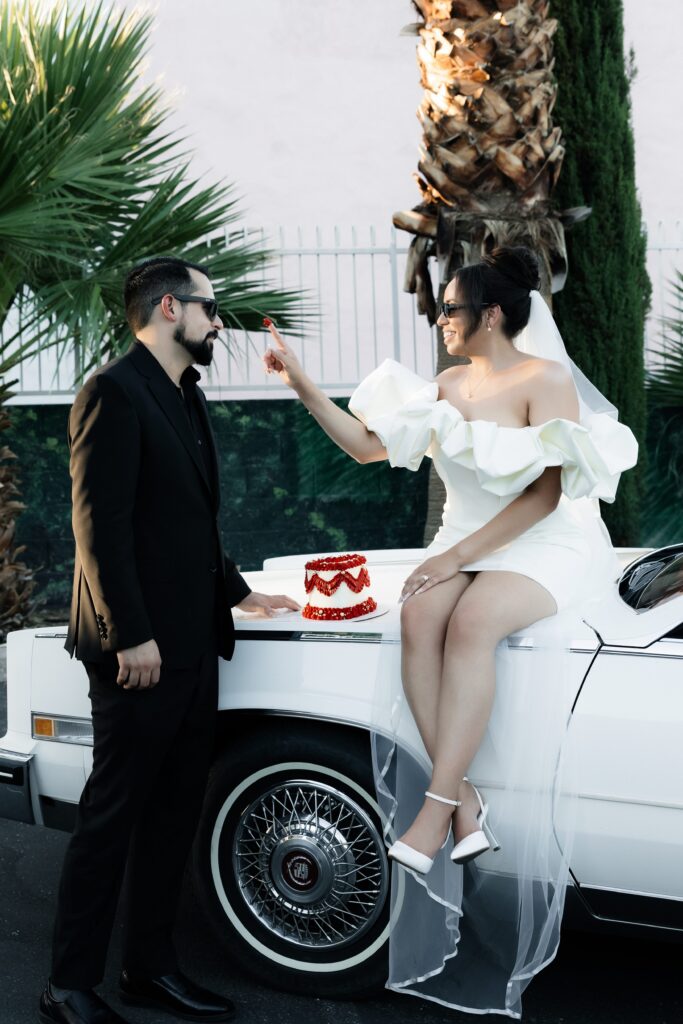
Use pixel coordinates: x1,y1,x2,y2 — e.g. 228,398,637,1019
302,553,377,621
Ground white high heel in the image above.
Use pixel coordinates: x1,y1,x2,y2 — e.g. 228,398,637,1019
450,777,501,865
388,790,461,875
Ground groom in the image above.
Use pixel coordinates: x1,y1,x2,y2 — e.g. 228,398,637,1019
40,257,299,1024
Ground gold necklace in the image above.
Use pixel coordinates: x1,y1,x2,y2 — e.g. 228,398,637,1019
465,363,494,399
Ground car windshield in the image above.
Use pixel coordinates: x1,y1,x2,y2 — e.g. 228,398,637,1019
619,547,683,612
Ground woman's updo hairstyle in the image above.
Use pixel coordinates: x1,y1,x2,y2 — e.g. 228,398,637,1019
453,245,541,341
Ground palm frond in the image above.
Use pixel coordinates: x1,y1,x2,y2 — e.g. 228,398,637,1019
0,0,311,386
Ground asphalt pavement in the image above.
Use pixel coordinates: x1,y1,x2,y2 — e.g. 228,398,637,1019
0,644,680,1024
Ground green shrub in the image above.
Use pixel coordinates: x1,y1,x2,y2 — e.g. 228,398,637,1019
552,0,650,545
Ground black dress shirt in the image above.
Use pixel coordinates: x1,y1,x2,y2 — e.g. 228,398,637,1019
176,366,213,485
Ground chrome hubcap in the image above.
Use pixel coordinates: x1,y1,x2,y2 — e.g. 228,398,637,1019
231,780,387,949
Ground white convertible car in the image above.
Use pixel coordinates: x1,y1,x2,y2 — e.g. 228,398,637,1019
1,545,682,997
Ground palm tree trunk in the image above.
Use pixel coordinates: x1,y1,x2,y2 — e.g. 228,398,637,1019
395,0,574,544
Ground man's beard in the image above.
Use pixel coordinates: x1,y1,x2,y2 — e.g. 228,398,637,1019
173,325,216,367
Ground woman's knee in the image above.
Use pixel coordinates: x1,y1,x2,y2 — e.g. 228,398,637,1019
400,595,430,639
401,573,479,652
445,600,498,649
400,594,451,650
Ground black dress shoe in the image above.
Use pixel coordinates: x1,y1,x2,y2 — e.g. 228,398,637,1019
39,985,130,1024
119,969,235,1021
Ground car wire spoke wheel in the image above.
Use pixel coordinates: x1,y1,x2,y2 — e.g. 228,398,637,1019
194,732,394,997
231,779,387,950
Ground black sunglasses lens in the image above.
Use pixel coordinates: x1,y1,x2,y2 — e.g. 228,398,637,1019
204,301,217,319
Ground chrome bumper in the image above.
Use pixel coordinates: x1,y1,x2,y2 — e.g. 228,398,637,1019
0,749,35,824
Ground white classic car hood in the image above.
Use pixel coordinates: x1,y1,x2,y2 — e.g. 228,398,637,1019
238,549,601,651
239,546,683,650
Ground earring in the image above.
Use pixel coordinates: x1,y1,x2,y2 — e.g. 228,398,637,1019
487,322,492,332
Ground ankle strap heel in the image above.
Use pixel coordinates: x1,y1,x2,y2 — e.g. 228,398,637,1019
387,791,460,874
450,778,502,864
425,790,461,807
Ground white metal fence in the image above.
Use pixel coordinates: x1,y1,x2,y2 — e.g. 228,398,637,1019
4,226,437,405
646,220,682,362
3,221,681,405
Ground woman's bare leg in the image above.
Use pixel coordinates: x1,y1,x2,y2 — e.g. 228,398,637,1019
399,571,557,857
400,571,475,754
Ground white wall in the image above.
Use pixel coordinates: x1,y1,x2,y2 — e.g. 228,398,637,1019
622,0,680,227
621,0,681,353
139,0,420,231
132,1,679,229
29,0,682,391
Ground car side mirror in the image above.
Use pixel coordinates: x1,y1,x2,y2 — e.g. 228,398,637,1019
619,544,683,613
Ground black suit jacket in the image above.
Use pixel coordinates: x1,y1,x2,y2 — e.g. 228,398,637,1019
65,340,251,665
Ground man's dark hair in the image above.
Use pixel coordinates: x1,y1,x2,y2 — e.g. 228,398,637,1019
124,256,211,333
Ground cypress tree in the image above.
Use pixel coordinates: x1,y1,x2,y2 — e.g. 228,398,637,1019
551,0,650,546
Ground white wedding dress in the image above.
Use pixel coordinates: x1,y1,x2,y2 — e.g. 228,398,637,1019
347,335,638,1017
350,358,637,611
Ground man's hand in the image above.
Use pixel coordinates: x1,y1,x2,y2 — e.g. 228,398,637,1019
236,592,300,618
116,639,162,690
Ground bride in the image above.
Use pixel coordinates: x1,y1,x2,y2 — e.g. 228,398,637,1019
262,246,638,1016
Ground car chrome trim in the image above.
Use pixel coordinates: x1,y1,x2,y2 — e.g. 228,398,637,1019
577,791,683,811
507,636,597,653
27,617,683,649
0,748,32,763
0,750,35,824
36,628,603,653
584,917,683,934
565,886,683,935
300,632,389,643
233,630,596,651
33,627,390,645
575,885,683,932
234,630,388,644
231,778,388,949
32,713,94,747
209,761,397,972
585,884,683,902
597,646,683,660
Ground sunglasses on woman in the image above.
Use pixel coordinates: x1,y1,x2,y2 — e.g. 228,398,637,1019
152,294,219,320
440,302,492,318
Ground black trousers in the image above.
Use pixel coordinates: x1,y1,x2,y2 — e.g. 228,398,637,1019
50,645,219,989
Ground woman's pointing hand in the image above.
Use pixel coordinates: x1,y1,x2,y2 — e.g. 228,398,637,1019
263,319,305,390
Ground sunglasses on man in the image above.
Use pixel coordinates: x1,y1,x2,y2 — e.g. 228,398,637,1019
152,294,220,321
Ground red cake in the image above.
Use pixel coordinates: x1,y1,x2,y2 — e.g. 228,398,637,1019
302,553,377,621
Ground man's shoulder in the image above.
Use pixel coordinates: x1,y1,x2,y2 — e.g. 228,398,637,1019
92,345,138,380
77,347,141,397
69,355,145,424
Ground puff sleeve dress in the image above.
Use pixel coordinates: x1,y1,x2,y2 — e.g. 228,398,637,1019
349,359,638,610
349,359,639,1018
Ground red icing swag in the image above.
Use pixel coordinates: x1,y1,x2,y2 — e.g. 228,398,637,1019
305,566,371,597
